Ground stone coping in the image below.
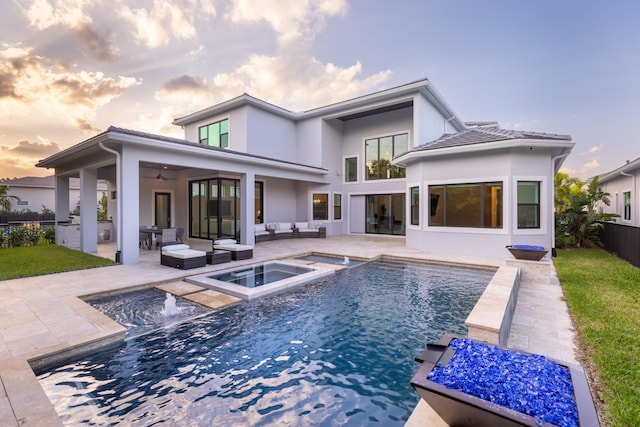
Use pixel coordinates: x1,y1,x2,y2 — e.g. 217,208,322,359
465,265,521,346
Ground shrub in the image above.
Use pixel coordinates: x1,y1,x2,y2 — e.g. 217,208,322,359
0,222,54,248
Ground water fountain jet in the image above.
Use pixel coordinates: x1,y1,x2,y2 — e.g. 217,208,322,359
164,293,178,317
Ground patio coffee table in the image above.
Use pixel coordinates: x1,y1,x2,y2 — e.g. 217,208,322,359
206,250,232,265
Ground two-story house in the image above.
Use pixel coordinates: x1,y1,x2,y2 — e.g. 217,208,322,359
36,78,574,264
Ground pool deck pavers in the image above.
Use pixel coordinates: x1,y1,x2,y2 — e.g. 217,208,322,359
0,235,578,427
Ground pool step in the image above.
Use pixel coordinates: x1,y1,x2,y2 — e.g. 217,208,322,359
154,281,241,310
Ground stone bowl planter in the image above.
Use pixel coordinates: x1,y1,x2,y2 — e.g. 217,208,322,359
410,334,599,427
506,245,548,261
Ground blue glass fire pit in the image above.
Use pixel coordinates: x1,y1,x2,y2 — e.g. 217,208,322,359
410,334,599,427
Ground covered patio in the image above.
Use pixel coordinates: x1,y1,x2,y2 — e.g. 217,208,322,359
37,127,329,265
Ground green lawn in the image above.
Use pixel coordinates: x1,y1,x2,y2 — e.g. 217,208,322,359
0,245,113,280
555,248,640,427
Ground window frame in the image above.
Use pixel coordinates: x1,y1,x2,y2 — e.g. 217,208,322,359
427,181,503,229
311,192,329,221
333,192,343,221
198,118,229,148
410,186,419,226
624,191,631,221
344,156,358,183
364,132,409,181
517,181,541,229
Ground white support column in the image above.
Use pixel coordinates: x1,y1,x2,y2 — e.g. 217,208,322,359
119,152,140,264
240,172,255,246
79,168,98,253
55,175,70,222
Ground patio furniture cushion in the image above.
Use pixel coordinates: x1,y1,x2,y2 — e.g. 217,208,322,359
162,244,190,252
254,223,274,242
214,239,237,245
213,242,254,260
161,244,206,269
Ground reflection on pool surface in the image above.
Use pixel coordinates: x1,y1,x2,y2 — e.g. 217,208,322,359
209,262,314,287
38,259,494,426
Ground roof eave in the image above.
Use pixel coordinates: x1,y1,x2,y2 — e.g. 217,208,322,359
172,94,297,127
394,138,574,166
597,156,640,182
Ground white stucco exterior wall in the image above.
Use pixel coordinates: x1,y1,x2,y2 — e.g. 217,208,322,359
405,147,556,259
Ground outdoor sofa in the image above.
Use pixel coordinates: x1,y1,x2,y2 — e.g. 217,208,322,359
254,222,326,241
293,222,326,238
161,244,206,270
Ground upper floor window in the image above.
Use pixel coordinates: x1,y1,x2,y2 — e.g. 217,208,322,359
199,118,229,148
365,133,408,180
517,181,540,229
624,191,631,220
429,182,503,228
345,157,357,182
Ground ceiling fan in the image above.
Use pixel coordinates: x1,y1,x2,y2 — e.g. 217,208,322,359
143,168,176,181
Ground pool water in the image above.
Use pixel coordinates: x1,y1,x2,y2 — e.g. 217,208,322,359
295,254,365,267
37,259,493,426
83,288,212,338
209,262,314,287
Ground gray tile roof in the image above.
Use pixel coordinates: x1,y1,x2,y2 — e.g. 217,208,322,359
107,126,328,172
411,126,572,152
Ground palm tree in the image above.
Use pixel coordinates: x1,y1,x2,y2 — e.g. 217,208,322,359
0,185,20,212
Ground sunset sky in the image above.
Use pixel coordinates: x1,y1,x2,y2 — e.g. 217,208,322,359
1,0,638,180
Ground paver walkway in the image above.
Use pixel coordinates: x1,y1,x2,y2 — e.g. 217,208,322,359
0,235,577,426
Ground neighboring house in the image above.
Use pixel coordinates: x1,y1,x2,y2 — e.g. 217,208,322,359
0,176,108,213
596,157,640,226
36,78,574,264
595,157,640,267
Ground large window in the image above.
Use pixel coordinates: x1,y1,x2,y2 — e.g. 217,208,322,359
199,118,229,147
313,193,329,221
624,191,631,220
410,186,419,226
365,133,408,180
190,178,263,240
333,193,342,220
517,181,540,229
345,157,357,182
428,182,503,228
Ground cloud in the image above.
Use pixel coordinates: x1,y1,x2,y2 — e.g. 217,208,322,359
0,138,61,158
161,75,208,93
73,23,119,61
227,0,348,48
0,138,63,178
582,159,600,171
584,144,603,155
0,44,139,133
21,0,118,61
209,53,391,110
118,0,215,48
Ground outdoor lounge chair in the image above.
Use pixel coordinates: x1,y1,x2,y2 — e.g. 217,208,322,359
156,227,177,250
161,244,206,269
213,239,254,260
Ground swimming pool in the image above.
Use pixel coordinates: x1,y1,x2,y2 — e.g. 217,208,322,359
187,260,335,299
210,262,315,286
37,259,493,426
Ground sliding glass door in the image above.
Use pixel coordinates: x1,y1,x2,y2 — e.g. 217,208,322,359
190,178,264,241
365,193,405,235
